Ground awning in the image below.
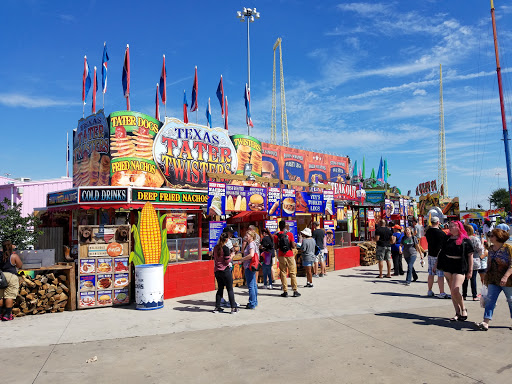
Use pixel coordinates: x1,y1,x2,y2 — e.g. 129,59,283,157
227,211,268,224
47,203,203,212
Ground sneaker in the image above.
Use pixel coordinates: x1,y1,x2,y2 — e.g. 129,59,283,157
305,283,314,288
1,314,14,321
438,293,450,299
263,285,268,289
212,307,224,313
231,308,239,314
280,291,289,297
313,274,319,278
427,290,435,297
293,291,301,297
245,304,256,310
268,285,273,290
404,282,411,286
319,273,324,277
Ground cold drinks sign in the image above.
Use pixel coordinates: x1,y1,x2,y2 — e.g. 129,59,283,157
78,188,129,203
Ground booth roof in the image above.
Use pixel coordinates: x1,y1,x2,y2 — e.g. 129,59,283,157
227,211,268,224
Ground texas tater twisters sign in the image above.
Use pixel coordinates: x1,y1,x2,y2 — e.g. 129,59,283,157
153,118,238,189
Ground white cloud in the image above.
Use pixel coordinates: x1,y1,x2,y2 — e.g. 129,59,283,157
0,93,79,108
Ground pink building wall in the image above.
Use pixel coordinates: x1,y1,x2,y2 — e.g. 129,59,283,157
0,178,73,217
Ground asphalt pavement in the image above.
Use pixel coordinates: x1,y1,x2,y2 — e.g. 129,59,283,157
1,260,511,384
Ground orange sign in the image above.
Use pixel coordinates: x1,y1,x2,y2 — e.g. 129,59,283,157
107,242,123,256
166,213,187,234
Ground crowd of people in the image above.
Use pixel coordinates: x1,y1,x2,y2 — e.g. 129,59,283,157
212,217,512,331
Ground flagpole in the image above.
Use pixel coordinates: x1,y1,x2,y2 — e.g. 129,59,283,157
66,132,69,178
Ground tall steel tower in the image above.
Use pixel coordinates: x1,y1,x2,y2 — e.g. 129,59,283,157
439,64,448,197
271,38,289,146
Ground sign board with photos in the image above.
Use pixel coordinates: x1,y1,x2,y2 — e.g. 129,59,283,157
207,182,226,216
267,187,281,216
324,220,336,246
281,189,296,217
224,185,267,213
77,225,131,309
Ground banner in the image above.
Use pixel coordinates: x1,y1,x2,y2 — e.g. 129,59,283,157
73,110,110,187
282,148,306,190
267,187,281,216
153,117,237,189
367,210,375,232
265,219,279,234
230,134,262,176
323,189,334,215
261,143,281,182
307,152,328,187
347,209,353,233
281,189,296,217
109,111,164,188
327,155,348,183
207,182,226,216
209,221,227,251
329,182,360,201
324,220,335,246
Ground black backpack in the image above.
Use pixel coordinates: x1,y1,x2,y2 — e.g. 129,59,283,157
278,231,290,252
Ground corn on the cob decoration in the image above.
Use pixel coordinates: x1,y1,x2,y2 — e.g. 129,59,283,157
130,202,170,274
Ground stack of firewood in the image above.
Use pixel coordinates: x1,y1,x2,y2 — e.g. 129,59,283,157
12,273,69,317
358,242,377,266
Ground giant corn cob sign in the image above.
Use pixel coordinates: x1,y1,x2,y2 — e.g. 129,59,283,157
130,202,170,274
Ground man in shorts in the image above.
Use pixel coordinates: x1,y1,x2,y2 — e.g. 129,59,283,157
312,221,326,277
425,216,449,298
374,219,392,278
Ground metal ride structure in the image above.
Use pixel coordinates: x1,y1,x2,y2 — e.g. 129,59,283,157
271,38,289,146
490,0,512,209
438,64,448,197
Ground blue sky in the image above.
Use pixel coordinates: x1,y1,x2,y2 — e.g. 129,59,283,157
2,0,512,210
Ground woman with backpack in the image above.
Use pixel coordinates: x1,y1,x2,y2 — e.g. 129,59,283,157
0,239,23,321
239,229,259,309
260,228,275,290
212,233,238,314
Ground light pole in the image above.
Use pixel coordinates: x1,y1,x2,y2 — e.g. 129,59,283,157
237,7,260,134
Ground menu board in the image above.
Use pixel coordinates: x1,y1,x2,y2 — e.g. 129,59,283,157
324,190,334,215
77,225,131,309
226,185,246,212
306,193,325,214
166,213,187,234
207,182,226,216
324,220,335,246
209,221,227,251
281,189,296,218
285,220,298,242
267,187,281,216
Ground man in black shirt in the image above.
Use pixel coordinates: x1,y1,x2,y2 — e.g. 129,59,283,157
425,216,449,298
374,219,393,278
312,221,326,277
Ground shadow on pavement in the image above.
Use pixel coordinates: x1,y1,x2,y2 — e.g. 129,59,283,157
371,292,431,298
173,299,215,313
375,311,480,330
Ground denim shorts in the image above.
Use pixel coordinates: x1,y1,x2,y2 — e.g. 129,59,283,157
427,256,444,277
303,259,314,267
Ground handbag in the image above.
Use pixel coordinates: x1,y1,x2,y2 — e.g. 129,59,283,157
0,271,8,289
249,252,261,271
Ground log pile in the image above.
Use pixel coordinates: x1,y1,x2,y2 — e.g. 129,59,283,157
12,272,69,317
357,242,378,266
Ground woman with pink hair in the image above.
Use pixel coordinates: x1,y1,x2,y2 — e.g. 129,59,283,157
436,221,474,322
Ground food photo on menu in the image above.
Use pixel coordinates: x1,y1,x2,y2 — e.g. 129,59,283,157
97,274,113,290
80,275,96,291
282,197,296,215
114,258,129,272
114,273,129,288
80,292,95,307
97,291,113,306
80,259,95,274
114,289,129,305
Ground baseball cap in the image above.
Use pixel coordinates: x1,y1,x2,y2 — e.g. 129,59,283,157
392,225,402,230
223,226,235,233
431,216,439,223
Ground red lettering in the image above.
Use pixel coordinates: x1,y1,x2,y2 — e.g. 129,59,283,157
161,137,178,155
193,142,208,159
220,147,232,164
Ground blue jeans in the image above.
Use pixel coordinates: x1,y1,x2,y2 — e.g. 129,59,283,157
262,264,273,286
245,268,258,308
484,284,512,320
405,255,417,283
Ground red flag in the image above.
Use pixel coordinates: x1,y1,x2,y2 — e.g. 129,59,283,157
122,44,130,110
224,96,228,130
183,90,189,124
155,83,160,121
92,66,97,113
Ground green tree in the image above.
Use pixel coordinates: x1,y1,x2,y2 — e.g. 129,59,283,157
0,198,43,249
489,188,511,212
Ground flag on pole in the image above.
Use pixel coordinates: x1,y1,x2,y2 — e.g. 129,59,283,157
183,90,189,124
384,158,390,183
244,83,254,127
102,42,109,94
216,75,225,117
122,44,130,110
352,160,358,178
224,96,228,130
66,132,70,178
92,66,98,113
82,56,91,104
377,156,384,182
190,66,198,112
206,98,212,127
159,55,166,105
155,83,160,121
362,156,366,179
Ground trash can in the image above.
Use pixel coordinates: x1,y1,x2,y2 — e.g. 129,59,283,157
135,264,164,310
